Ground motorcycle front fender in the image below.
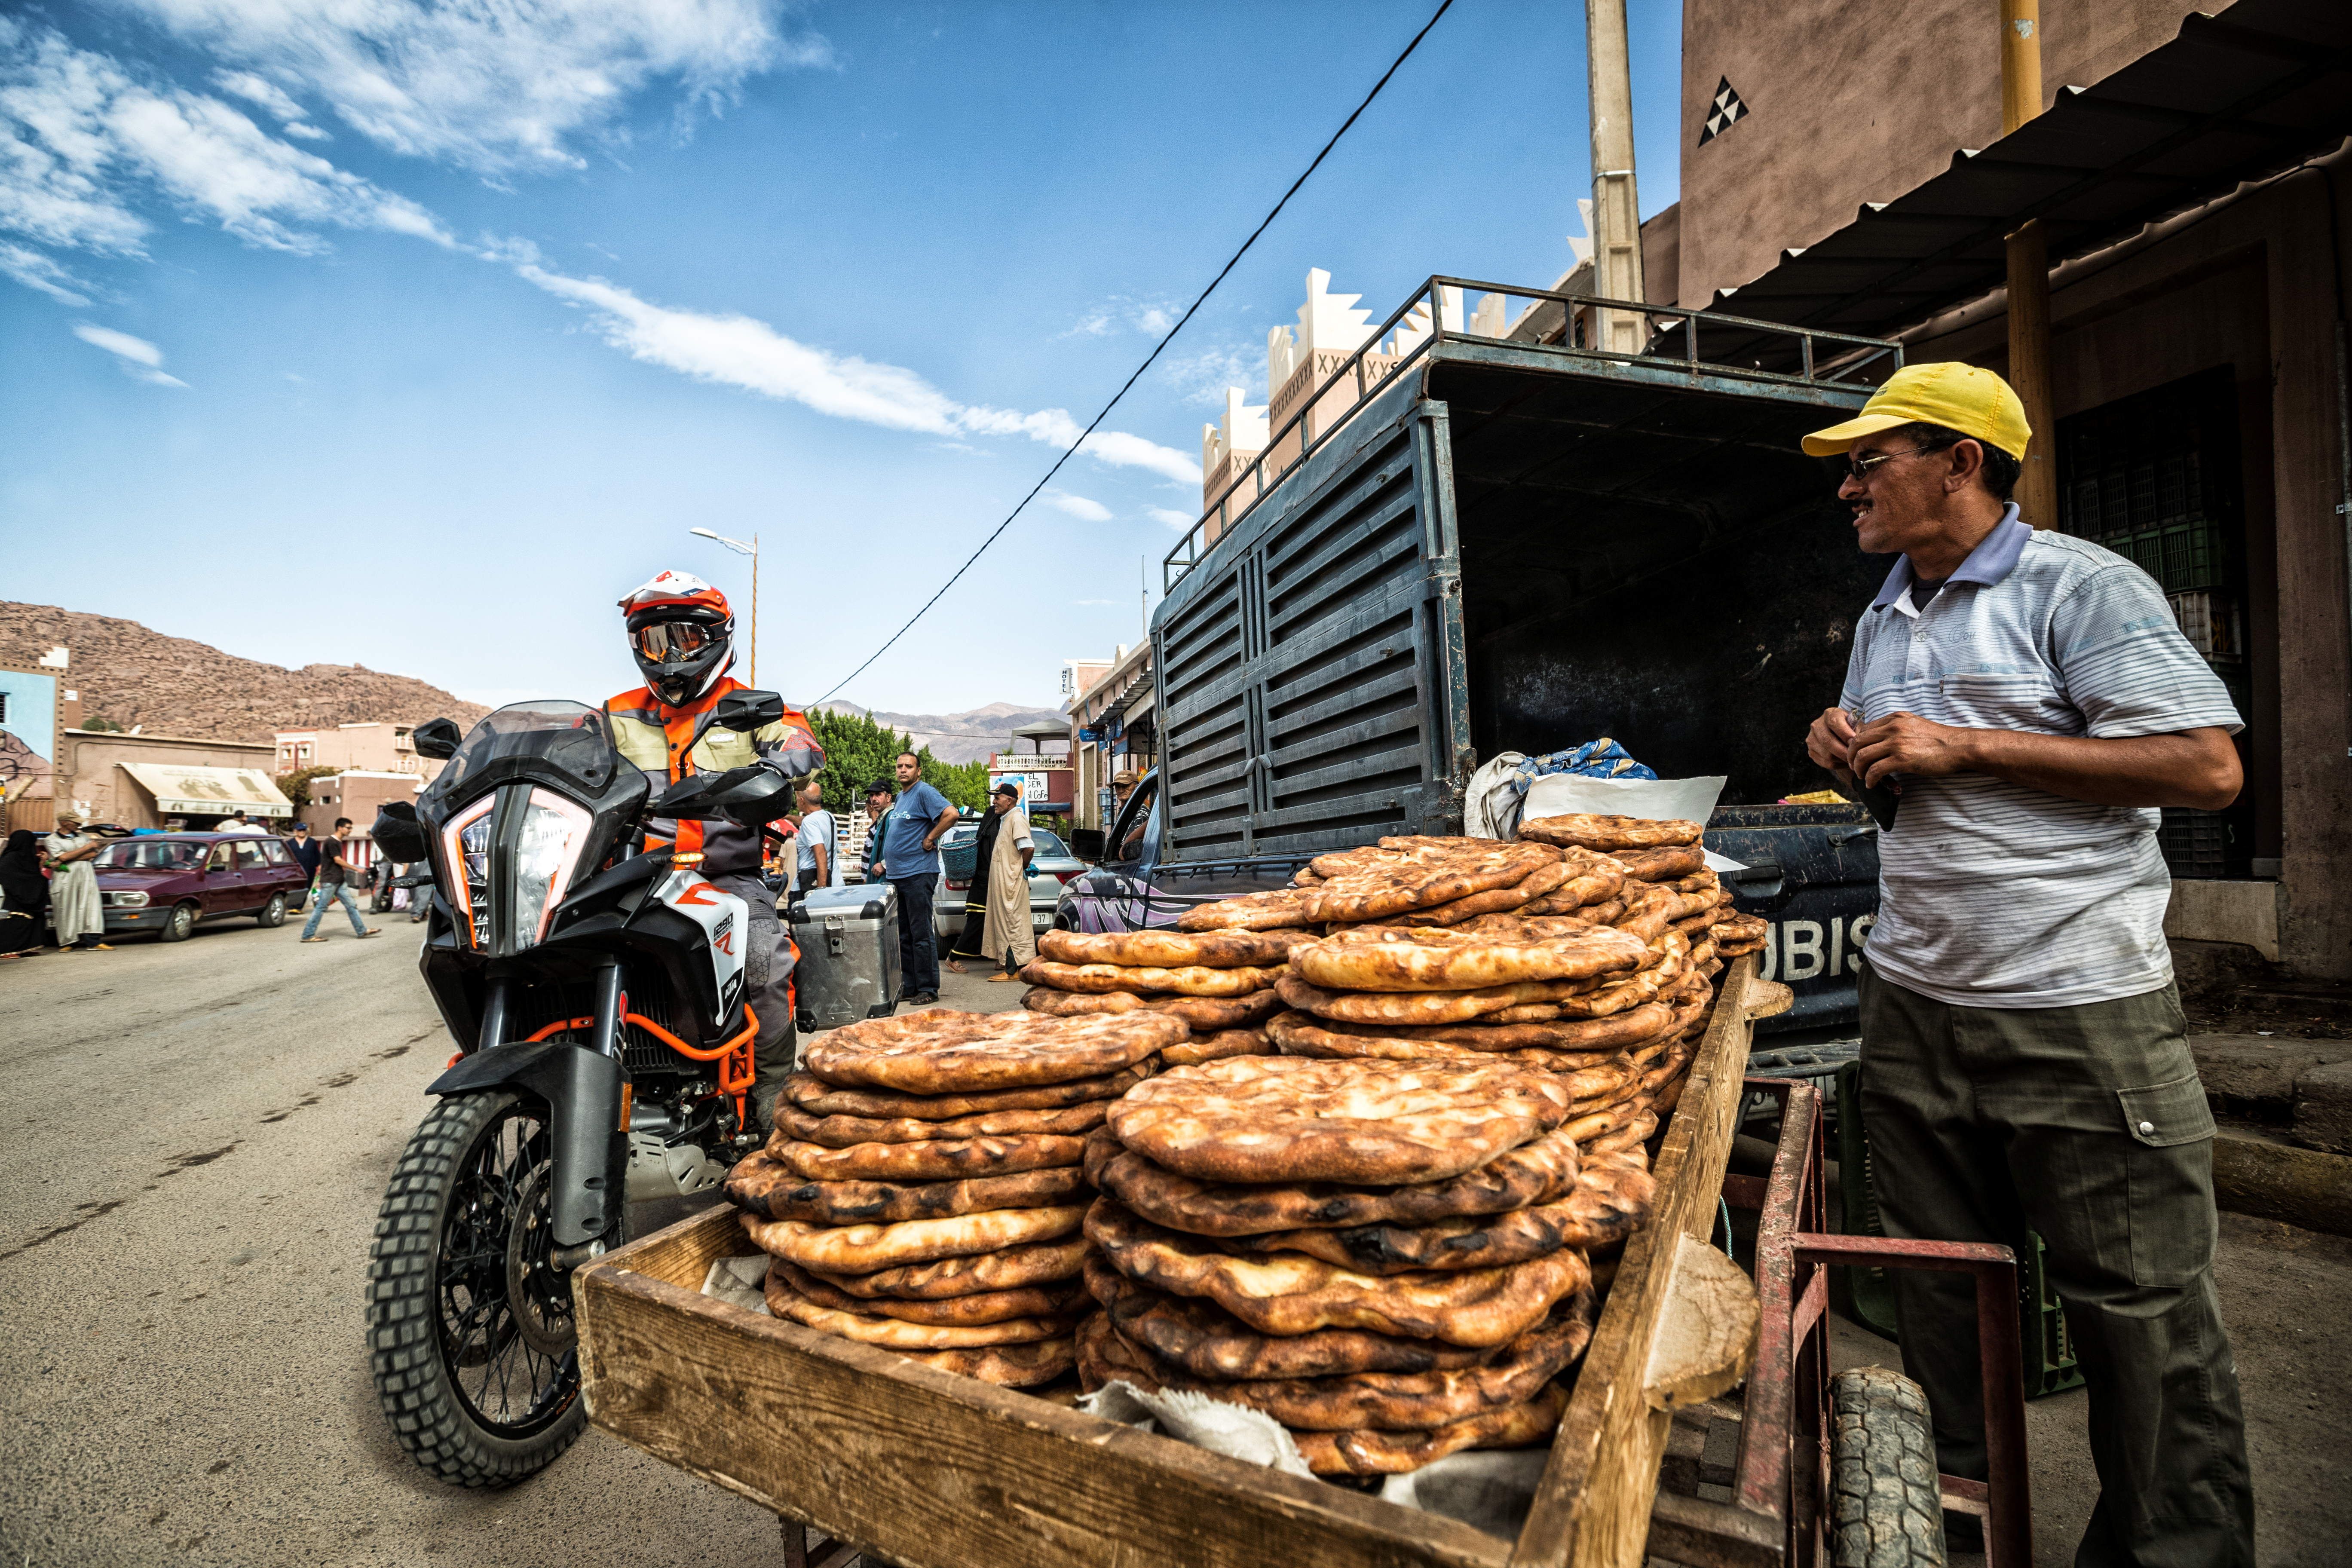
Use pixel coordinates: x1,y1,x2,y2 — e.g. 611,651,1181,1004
426,1041,627,1250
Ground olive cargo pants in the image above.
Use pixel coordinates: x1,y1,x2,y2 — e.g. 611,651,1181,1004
1857,967,2254,1568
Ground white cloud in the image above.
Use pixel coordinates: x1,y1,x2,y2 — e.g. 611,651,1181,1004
1157,339,1259,407
1044,490,1112,522
1064,295,1179,340
210,69,328,139
116,0,832,176
0,242,97,303
1146,506,1199,529
0,20,454,257
73,321,188,386
515,263,1203,484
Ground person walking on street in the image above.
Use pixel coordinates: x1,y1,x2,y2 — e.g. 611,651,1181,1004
861,781,893,882
877,751,956,1004
1799,361,2253,1564
0,829,49,958
301,818,381,942
42,814,110,952
793,780,839,895
975,780,1036,980
285,821,321,912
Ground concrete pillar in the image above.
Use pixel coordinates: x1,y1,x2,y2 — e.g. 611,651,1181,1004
2001,0,2058,527
1584,0,1645,357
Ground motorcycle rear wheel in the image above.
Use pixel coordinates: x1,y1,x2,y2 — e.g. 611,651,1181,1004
366,1089,613,1486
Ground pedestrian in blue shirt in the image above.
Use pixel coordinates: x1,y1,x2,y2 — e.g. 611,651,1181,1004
875,750,958,1003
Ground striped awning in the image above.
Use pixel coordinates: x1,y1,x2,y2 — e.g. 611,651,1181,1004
119,763,295,818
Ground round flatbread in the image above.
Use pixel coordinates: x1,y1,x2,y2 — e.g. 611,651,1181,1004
897,1336,1076,1387
742,1205,1086,1274
1161,1029,1268,1068
1020,986,1147,1016
780,1063,1155,1122
1083,1256,1500,1381
763,1132,1084,1183
1608,845,1709,883
1076,1295,1595,1431
1306,843,1559,924
1585,1110,1659,1155
1267,1000,1676,1058
1086,1198,1590,1346
1519,814,1702,852
1292,1385,1568,1476
1291,921,1651,992
1381,860,1573,927
725,1152,1087,1225
774,1100,1110,1148
1025,987,1287,1032
1544,938,1688,1020
1277,971,1602,1027
767,1258,1085,1329
805,1008,1187,1094
1083,1124,1581,1238
1038,927,1308,969
808,1237,1090,1301
1108,1055,1570,1185
1174,888,1315,931
1020,959,1284,998
764,1264,1078,1348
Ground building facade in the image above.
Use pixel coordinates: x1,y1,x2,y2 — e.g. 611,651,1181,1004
1065,643,1156,836
274,722,441,779
53,730,288,830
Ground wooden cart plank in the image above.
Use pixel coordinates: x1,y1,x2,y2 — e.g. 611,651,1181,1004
1508,955,1758,1568
577,1227,1515,1568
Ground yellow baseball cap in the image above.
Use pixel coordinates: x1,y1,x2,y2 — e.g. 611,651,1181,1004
1800,361,2031,459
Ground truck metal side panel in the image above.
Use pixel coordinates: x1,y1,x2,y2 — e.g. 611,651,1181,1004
1155,376,1461,861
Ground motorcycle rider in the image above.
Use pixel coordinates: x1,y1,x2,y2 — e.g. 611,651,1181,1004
606,570,823,1131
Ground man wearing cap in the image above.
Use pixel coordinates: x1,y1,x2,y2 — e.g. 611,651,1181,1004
42,814,109,952
1800,362,2252,1561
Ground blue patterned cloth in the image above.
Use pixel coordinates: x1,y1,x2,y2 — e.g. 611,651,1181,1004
1523,738,1656,781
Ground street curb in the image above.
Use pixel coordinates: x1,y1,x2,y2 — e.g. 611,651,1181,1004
2213,1128,2352,1239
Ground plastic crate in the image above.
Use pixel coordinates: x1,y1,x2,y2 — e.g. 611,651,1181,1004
2158,807,2232,880
1831,1062,2085,1401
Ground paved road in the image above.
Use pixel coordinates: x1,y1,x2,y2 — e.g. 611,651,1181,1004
5,918,2344,1565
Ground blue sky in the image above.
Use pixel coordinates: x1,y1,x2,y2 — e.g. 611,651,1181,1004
1,0,1684,715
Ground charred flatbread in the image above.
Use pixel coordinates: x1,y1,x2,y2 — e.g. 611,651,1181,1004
805,1008,1186,1093
898,1337,1075,1386
1108,1055,1569,1185
1292,921,1651,992
1277,972,1605,1028
1223,1189,1608,1274
1383,860,1572,927
1020,959,1284,997
1174,888,1315,932
780,1063,1154,1121
1608,844,1709,883
763,1131,1084,1183
1519,814,1702,852
809,1237,1090,1300
774,1099,1109,1148
1083,1124,1581,1237
764,1265,1076,1347
742,1205,1085,1273
1083,1255,1498,1380
768,1257,1084,1328
1586,1110,1659,1155
1161,1029,1267,1067
1292,1386,1567,1476
1086,1197,1589,1346
1039,927,1308,969
726,1152,1086,1225
1305,843,1559,924
1268,999,1676,1056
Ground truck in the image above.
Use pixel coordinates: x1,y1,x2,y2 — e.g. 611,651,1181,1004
1059,276,1899,1035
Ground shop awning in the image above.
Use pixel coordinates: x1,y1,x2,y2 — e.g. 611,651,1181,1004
120,763,295,818
1680,0,2352,371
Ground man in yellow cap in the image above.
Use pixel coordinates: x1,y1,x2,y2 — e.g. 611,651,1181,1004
1798,362,2254,1562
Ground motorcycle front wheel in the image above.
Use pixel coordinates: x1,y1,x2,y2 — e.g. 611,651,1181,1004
366,1089,609,1486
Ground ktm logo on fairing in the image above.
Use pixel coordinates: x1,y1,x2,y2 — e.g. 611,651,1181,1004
674,880,723,906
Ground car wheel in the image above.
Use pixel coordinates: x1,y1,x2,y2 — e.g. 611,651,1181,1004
159,900,199,943
255,891,288,928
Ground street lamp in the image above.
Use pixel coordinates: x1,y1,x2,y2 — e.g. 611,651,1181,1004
687,527,759,687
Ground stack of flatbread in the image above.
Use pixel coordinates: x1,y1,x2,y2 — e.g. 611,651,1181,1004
1169,822,1728,1155
1017,926,1306,1066
1074,1055,1655,1476
724,1008,1190,1387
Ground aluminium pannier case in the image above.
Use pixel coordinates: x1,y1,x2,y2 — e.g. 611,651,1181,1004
788,883,901,1031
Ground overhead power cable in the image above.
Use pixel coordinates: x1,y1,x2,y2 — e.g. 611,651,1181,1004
814,0,1457,705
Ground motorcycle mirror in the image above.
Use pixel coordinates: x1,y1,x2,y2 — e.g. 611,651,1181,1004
412,718,463,760
712,689,786,732
718,769,796,827
373,800,433,862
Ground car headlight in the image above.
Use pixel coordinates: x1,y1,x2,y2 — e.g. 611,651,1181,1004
511,788,594,946
105,890,150,908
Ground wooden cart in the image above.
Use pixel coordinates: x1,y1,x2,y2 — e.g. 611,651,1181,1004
576,957,1782,1568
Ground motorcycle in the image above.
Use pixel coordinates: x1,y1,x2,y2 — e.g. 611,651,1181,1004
363,693,805,1486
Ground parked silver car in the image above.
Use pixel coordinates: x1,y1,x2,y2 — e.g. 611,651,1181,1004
931,821,1085,943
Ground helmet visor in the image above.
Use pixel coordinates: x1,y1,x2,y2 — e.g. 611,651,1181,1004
631,620,719,665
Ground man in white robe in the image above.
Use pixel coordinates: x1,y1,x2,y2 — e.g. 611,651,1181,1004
977,781,1036,980
43,814,109,952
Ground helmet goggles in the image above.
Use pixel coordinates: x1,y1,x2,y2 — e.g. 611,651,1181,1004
630,619,720,665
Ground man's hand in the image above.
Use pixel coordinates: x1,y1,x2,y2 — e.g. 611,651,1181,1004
1805,707,1858,780
1849,712,1977,787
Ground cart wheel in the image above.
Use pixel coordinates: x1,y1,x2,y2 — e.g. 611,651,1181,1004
1828,1365,1947,1568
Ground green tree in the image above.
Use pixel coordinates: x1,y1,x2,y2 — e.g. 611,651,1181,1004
803,707,992,815
278,765,341,810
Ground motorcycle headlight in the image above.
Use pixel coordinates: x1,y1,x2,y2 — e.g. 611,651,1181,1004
511,787,594,946
442,796,496,949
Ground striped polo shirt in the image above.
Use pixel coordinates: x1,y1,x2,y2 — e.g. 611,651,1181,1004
1839,507,2242,1008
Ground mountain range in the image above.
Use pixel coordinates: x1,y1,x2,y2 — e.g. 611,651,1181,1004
816,701,1070,765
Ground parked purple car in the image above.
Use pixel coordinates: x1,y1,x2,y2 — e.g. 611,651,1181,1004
1051,769,1300,934
94,833,310,942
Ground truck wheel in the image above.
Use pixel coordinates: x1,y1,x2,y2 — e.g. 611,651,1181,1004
1828,1365,1946,1568
254,891,288,928
159,900,199,942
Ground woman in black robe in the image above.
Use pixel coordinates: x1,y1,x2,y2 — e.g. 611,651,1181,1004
942,803,1004,974
0,829,48,957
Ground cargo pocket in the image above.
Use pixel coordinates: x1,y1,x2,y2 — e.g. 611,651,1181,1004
2119,1075,2218,1289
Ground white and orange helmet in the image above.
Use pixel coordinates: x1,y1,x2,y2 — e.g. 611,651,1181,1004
618,570,735,707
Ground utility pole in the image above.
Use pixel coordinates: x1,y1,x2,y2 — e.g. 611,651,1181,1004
2002,0,2057,527
1584,0,1645,357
